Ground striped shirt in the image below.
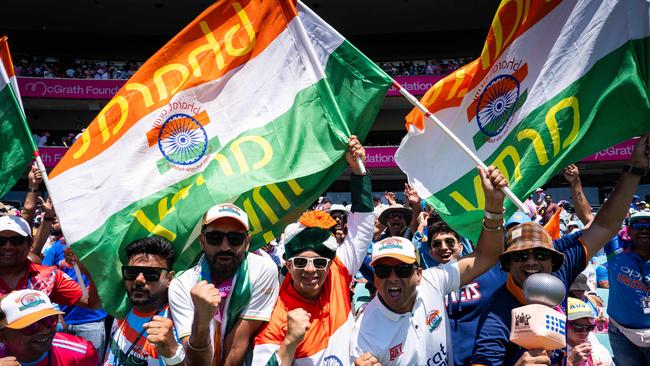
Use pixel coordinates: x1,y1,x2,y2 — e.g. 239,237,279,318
0,332,97,365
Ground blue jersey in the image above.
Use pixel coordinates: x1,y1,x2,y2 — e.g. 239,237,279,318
42,241,107,325
605,236,650,328
471,231,587,366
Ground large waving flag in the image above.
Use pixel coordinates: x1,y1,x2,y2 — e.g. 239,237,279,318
48,0,391,316
396,0,650,242
0,36,33,197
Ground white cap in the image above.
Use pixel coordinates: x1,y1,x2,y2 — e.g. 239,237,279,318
203,203,249,231
327,204,348,214
0,290,63,329
371,236,418,266
0,215,31,237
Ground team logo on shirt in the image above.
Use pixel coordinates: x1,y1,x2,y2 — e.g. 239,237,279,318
425,309,442,332
322,355,343,366
16,293,45,311
389,344,403,361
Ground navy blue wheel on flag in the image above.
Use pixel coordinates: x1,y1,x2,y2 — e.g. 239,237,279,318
157,113,208,166
476,74,520,137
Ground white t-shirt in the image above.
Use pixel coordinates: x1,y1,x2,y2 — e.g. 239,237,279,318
168,251,279,348
350,261,461,366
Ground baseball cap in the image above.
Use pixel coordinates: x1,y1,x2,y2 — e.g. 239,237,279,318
567,297,595,321
203,203,249,231
0,289,63,329
0,215,32,238
371,236,418,266
327,204,348,215
505,211,532,230
629,210,650,225
500,222,564,271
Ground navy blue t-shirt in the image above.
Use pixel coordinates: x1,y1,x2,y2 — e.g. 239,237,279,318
42,241,107,325
471,231,587,366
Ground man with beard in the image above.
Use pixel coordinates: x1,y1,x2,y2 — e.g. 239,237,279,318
104,236,184,366
470,133,650,366
0,289,98,365
169,203,279,366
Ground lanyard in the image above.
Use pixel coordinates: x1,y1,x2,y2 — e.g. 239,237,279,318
113,305,167,366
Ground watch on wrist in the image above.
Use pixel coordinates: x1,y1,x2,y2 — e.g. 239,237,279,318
622,164,647,177
162,343,186,365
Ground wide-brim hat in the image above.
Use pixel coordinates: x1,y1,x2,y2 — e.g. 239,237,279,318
500,222,564,271
378,204,412,226
327,204,348,215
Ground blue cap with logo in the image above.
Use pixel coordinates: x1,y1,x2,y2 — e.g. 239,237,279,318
505,211,532,230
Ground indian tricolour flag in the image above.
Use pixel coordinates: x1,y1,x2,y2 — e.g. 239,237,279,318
396,0,650,242
0,36,33,197
48,0,390,316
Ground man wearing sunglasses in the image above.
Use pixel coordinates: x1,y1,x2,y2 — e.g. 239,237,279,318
350,165,508,366
252,136,372,366
471,134,650,366
105,236,184,366
0,289,98,365
0,215,101,310
169,202,279,366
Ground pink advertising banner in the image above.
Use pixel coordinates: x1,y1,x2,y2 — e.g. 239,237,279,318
582,138,637,162
17,77,125,99
38,147,69,168
387,75,444,97
365,146,398,168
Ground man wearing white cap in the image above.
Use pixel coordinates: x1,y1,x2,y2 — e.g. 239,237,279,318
0,215,101,308
0,289,97,365
350,166,508,366
169,202,279,366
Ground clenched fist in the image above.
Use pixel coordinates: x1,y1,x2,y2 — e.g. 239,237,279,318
190,280,221,324
286,308,311,345
144,315,178,358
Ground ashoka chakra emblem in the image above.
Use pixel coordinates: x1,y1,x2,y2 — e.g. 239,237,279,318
476,74,520,137
158,113,208,166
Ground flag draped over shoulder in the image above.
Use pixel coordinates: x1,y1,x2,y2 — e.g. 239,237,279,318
396,0,650,242
48,0,391,316
0,36,32,198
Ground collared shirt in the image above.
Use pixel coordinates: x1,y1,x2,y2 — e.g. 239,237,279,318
0,259,83,305
605,236,650,328
471,231,588,366
350,261,461,366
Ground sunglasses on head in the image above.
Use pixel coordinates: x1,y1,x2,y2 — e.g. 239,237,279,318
568,322,595,332
121,266,168,282
510,249,553,262
202,230,247,246
289,256,331,270
374,264,417,279
18,315,58,336
631,222,650,230
0,236,27,247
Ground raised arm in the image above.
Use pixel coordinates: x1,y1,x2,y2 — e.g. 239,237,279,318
458,166,507,285
31,197,54,256
563,164,594,225
21,164,42,223
405,183,422,238
581,133,650,257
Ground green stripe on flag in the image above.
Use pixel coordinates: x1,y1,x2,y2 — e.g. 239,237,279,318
0,85,32,197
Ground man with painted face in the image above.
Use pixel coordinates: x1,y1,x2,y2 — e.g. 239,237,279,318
0,289,98,365
168,201,279,366
252,136,372,365
350,166,508,366
104,236,184,366
471,134,650,366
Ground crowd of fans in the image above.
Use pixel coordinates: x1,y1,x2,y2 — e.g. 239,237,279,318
0,135,649,365
13,54,474,80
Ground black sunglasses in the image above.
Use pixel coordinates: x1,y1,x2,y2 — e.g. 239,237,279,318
0,236,27,247
289,256,330,270
374,264,417,279
202,230,247,246
568,323,595,332
510,249,553,262
121,266,168,282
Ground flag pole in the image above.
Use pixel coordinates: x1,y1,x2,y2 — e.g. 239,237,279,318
391,80,528,213
5,80,89,298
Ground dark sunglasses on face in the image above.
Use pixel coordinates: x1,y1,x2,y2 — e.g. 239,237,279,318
374,264,417,279
631,222,650,230
430,238,458,249
202,230,247,246
19,315,58,336
0,236,27,247
121,266,168,282
510,249,553,262
289,256,331,270
568,322,595,332
388,213,404,220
